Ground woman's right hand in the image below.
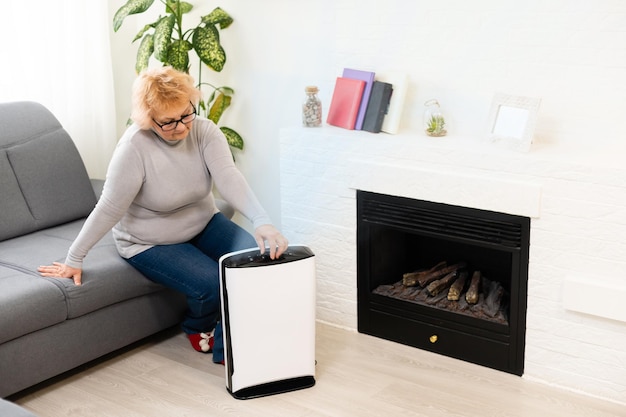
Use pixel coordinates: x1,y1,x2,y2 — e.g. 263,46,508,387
254,224,289,260
38,262,83,286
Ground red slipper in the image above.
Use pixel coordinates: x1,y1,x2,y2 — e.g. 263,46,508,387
187,331,214,353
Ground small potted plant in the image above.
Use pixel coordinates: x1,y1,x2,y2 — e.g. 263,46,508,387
424,99,447,137
426,114,446,137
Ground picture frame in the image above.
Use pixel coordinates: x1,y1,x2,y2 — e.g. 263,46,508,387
486,93,541,152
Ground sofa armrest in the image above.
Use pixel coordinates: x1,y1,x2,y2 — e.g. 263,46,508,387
90,179,105,199
216,198,235,219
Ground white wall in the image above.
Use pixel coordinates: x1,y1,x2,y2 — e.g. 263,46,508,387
109,0,626,230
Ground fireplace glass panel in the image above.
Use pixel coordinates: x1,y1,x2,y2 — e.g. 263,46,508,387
368,225,513,326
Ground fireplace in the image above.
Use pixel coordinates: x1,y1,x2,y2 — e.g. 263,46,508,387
357,190,530,375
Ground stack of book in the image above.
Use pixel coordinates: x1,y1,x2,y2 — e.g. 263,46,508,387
326,68,407,134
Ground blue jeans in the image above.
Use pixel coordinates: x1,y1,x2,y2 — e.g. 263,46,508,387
125,212,257,363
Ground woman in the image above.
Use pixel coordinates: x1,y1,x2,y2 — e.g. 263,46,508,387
38,66,288,364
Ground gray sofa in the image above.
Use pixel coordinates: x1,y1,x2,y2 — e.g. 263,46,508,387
0,101,203,398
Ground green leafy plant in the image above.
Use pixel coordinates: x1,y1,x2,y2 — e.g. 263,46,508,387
426,115,447,137
113,0,243,150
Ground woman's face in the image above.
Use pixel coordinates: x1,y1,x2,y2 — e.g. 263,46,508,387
151,101,196,141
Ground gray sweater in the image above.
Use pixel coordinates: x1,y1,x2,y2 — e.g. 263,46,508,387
65,118,271,269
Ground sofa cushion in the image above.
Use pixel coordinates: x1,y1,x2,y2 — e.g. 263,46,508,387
6,130,97,226
0,266,67,345
0,220,175,320
0,101,97,241
60,241,171,320
0,151,35,240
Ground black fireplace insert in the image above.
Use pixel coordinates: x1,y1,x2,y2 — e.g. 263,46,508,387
357,190,530,375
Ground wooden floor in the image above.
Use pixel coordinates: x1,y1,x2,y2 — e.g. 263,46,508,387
11,322,625,417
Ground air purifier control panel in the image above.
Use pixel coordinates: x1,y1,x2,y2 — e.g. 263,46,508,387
221,245,314,268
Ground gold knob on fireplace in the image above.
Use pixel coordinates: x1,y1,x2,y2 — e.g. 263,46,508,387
429,335,438,343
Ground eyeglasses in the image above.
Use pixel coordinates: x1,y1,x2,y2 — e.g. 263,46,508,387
153,103,197,132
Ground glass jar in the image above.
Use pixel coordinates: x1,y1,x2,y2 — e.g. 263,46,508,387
302,86,322,127
423,99,447,137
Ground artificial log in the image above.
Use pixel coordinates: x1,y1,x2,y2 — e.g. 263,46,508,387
447,270,469,301
485,281,505,317
426,271,458,297
402,261,447,287
465,270,481,304
415,261,467,288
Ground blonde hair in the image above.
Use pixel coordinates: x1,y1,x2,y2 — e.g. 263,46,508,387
131,66,202,129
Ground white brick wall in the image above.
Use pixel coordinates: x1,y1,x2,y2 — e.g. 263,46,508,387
280,126,626,405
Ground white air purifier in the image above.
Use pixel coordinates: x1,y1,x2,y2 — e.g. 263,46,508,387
219,245,316,399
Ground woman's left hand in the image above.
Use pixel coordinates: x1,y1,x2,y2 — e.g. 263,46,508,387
38,262,83,286
254,224,289,259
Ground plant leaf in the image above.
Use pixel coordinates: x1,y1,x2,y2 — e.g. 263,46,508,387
166,0,193,14
136,34,154,73
132,22,155,43
201,7,234,29
113,0,155,32
206,89,216,104
219,86,235,95
208,92,231,124
192,25,226,72
153,14,175,62
179,2,194,14
220,126,243,150
167,40,192,72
